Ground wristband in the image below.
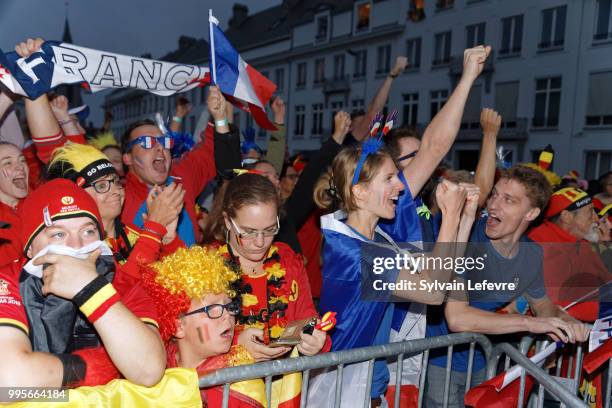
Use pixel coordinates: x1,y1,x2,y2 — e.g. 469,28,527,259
58,118,75,126
172,116,183,124
215,118,228,127
73,275,120,323
56,353,86,387
388,73,398,79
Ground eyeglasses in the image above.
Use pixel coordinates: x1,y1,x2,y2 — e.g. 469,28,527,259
125,135,174,152
229,216,280,240
397,150,418,162
88,176,122,194
183,300,240,319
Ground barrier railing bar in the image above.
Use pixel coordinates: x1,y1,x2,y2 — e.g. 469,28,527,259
443,345,453,408
363,359,374,408
300,369,310,408
605,358,611,408
465,342,475,394
505,355,511,371
418,349,429,408
517,368,526,408
265,375,272,408
394,353,404,408
222,383,230,408
199,333,492,388
572,344,583,395
334,363,343,408
535,340,547,408
488,343,587,408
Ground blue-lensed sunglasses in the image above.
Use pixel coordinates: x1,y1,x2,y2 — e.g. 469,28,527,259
125,135,174,152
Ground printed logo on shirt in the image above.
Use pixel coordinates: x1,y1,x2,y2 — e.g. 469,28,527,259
0,279,8,296
289,280,298,302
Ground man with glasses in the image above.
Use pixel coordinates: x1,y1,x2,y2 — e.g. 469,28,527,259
120,86,241,246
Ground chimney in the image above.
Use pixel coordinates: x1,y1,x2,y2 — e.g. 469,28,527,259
229,4,248,27
178,36,196,50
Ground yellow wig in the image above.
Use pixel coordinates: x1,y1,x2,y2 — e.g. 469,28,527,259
520,162,561,189
141,246,240,342
46,142,116,186
88,131,119,152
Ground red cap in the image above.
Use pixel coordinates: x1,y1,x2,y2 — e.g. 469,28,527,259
18,179,104,254
545,187,592,219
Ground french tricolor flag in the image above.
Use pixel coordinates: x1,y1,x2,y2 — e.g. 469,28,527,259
209,11,277,130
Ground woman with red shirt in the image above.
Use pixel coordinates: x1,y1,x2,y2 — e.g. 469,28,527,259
203,173,330,362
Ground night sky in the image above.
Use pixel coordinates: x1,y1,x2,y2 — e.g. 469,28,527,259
0,0,280,126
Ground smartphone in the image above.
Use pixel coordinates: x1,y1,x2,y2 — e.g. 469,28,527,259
267,317,317,348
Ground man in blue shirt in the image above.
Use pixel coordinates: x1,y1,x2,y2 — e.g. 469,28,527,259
424,166,591,407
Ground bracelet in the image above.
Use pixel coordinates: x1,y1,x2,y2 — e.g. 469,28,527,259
215,118,228,127
56,353,86,387
388,73,398,79
73,275,120,323
172,116,183,124
58,118,75,126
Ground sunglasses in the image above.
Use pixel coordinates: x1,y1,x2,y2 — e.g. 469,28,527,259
125,135,174,152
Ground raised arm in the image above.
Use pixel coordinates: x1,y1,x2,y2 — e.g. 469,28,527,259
352,57,407,140
49,95,81,136
169,96,192,133
265,96,287,173
394,180,466,304
473,108,500,207
404,46,491,197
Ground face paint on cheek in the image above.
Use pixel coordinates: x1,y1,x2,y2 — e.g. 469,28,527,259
133,157,146,170
1,168,11,180
197,326,210,344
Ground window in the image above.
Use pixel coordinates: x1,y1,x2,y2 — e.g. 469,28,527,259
586,71,612,126
430,89,449,119
466,23,485,48
494,81,519,124
436,0,454,11
533,77,562,128
595,0,612,41
334,55,345,80
402,93,419,126
376,45,391,74
353,49,367,78
316,15,329,41
500,15,523,56
433,32,452,66
296,63,307,88
258,127,267,139
539,6,567,50
314,58,326,84
585,151,612,180
356,2,371,31
275,68,285,91
406,38,421,69
408,0,426,22
294,105,305,137
312,103,324,135
352,99,365,113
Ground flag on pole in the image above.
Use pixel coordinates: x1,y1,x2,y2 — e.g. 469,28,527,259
208,11,277,130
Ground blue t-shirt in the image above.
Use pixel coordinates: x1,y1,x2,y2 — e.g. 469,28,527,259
427,216,546,372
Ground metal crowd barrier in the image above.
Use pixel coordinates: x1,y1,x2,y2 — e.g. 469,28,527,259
487,335,612,408
199,332,492,408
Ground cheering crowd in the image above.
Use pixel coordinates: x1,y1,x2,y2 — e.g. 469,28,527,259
0,38,610,407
